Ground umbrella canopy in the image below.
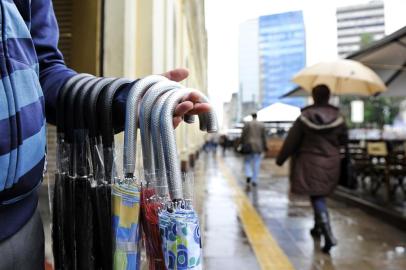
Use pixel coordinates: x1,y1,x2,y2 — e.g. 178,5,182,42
243,102,300,122
292,59,386,96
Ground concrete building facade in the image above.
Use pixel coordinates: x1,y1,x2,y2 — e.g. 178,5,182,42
48,0,209,172
337,0,385,57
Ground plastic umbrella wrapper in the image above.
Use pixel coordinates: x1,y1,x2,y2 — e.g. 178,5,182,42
111,146,142,270
158,173,202,270
157,89,218,270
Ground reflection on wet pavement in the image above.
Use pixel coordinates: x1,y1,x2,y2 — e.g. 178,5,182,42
195,152,260,269
216,152,406,270
38,150,406,269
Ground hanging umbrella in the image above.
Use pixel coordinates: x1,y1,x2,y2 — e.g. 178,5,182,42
158,89,217,270
293,59,387,96
152,89,217,269
53,73,91,269
97,78,132,269
138,78,186,270
143,89,179,270
72,77,104,269
64,75,97,270
110,75,158,270
85,77,116,270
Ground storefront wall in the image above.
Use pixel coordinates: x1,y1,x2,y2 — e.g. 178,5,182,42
103,0,209,170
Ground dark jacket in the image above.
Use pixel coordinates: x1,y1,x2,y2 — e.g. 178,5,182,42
276,105,347,196
240,119,267,153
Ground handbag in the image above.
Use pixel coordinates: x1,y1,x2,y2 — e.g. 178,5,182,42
237,143,253,155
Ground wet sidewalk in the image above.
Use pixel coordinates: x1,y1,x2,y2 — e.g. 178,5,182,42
197,151,406,270
38,150,406,269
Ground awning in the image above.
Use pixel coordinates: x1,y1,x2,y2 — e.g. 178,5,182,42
243,102,301,122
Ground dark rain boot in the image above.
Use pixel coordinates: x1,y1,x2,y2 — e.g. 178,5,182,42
310,216,322,238
317,212,337,253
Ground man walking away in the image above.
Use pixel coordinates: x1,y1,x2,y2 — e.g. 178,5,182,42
240,113,268,187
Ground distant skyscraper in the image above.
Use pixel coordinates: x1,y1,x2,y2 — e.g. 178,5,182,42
337,1,385,57
223,93,240,129
239,19,260,118
258,11,306,108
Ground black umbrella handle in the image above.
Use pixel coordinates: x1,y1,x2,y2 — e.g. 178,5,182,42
86,78,117,182
85,78,116,140
74,78,103,177
57,74,92,135
65,76,96,144
97,78,132,180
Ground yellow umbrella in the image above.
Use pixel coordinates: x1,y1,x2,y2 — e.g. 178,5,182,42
292,59,387,96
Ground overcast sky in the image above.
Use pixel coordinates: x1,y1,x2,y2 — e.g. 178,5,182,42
205,0,406,125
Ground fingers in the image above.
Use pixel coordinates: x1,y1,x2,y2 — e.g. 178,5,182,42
173,117,183,128
162,68,189,82
181,91,201,103
186,103,211,115
174,101,194,117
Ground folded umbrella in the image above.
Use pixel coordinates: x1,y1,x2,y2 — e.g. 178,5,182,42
143,89,179,270
62,74,97,270
53,73,91,270
96,78,133,269
158,89,217,270
72,77,104,269
85,77,116,270
138,78,186,270
110,75,160,270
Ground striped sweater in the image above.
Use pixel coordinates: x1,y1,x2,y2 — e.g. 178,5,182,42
0,0,130,241
0,0,75,241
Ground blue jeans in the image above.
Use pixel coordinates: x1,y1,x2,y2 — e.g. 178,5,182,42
244,153,262,184
310,195,327,214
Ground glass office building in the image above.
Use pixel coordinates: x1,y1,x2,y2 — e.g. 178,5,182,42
259,11,306,108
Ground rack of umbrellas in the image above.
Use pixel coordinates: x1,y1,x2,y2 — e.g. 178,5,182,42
52,74,218,270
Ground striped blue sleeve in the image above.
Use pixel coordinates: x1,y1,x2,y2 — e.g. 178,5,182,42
30,0,76,125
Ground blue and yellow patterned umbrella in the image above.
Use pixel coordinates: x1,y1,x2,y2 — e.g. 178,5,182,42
112,183,142,270
159,207,202,270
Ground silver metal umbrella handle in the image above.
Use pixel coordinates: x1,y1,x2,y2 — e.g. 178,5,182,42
139,80,184,176
160,89,218,200
123,75,167,177
150,90,178,194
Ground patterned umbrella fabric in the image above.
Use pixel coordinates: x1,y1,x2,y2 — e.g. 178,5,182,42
159,206,202,270
112,182,142,270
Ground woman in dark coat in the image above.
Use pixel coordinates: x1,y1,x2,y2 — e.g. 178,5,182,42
276,85,347,253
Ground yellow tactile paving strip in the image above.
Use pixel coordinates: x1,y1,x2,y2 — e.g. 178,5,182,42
218,156,295,270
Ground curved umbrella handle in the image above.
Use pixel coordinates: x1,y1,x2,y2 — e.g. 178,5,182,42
150,89,177,194
123,75,167,177
75,78,104,129
73,77,103,176
85,78,116,140
139,80,184,175
65,76,96,144
97,78,132,180
57,74,92,135
160,89,218,200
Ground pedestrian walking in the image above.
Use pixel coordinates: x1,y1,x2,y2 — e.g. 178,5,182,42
276,85,348,253
240,113,268,187
0,1,210,269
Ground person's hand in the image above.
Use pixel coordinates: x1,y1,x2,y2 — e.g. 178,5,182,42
162,68,211,128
